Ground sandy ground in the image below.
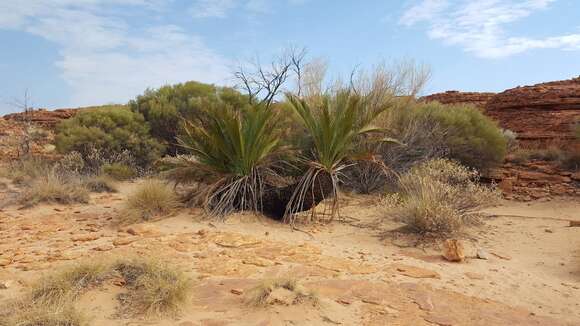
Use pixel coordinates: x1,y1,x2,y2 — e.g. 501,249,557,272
0,181,579,325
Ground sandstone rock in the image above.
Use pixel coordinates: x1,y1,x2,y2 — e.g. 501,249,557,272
71,233,101,242
0,280,13,289
392,264,440,279
476,249,490,260
569,220,580,227
92,244,114,251
2,108,77,128
113,237,138,246
0,258,12,267
486,77,580,145
491,252,512,261
442,239,465,262
230,288,243,295
465,272,485,280
421,91,495,109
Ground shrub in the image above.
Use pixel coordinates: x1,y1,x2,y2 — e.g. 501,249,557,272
55,106,164,168
84,175,118,193
502,129,519,152
0,157,52,185
389,101,506,171
130,81,248,154
284,91,390,221
19,173,90,207
113,257,191,316
124,179,179,222
102,163,137,180
161,101,284,217
383,159,500,236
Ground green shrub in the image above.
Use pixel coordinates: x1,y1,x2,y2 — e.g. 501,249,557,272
130,81,247,153
383,159,500,236
393,102,506,171
102,163,137,180
55,106,163,168
161,101,284,217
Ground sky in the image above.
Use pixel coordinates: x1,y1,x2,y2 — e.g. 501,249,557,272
0,0,579,114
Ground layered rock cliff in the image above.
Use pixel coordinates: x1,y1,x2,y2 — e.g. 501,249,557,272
420,91,496,110
2,108,77,129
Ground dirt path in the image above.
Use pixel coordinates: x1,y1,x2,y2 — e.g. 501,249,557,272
0,183,578,325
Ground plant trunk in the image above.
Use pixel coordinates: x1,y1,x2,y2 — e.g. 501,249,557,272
260,172,334,220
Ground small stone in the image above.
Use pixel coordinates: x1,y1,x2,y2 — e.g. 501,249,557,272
230,289,243,295
569,221,580,227
112,237,137,246
442,239,465,262
92,244,114,252
392,264,440,279
476,249,490,260
336,298,352,305
71,233,101,242
0,258,11,267
0,280,13,289
465,272,485,280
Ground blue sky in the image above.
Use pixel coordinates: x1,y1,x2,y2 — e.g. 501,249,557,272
1,0,579,114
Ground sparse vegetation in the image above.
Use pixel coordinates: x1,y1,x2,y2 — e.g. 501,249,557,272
244,278,319,307
18,173,90,207
0,257,191,323
383,159,500,236
0,303,89,326
113,257,191,316
124,179,179,222
55,105,164,168
84,175,118,193
102,163,137,180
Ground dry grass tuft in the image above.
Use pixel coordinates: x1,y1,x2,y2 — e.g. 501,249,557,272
29,261,110,305
244,278,319,307
123,179,180,222
0,302,89,326
113,256,191,317
84,175,118,193
18,173,90,207
383,159,500,237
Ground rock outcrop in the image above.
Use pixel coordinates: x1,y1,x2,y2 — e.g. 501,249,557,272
423,78,580,146
2,108,77,129
487,159,580,201
420,91,495,110
486,77,580,145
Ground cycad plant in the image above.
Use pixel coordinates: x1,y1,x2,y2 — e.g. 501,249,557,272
284,90,390,223
162,101,284,217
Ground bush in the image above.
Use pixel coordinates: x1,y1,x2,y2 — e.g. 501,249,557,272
161,101,284,217
19,173,90,207
388,101,506,171
55,106,164,168
383,159,500,236
124,180,179,222
130,81,247,154
102,163,137,180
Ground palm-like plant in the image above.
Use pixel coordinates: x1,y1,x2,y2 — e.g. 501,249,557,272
162,102,284,217
284,91,390,223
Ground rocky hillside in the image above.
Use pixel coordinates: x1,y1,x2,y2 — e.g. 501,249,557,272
2,108,77,129
423,77,580,146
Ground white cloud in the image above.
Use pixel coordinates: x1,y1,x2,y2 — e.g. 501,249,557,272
190,0,307,19
0,0,231,107
400,0,580,58
190,0,236,18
